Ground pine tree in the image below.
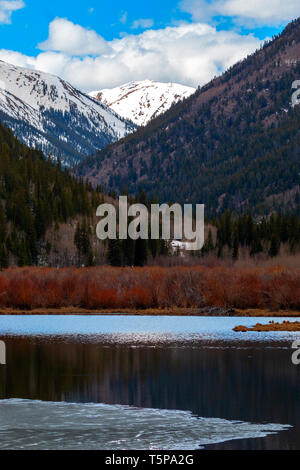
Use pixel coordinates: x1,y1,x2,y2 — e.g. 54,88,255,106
159,239,169,256
107,239,123,266
0,202,8,269
122,238,135,266
35,199,47,240
269,234,280,257
74,220,91,265
149,238,159,259
232,228,239,260
206,229,214,253
134,239,148,266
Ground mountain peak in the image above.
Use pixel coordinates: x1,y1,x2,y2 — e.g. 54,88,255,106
89,80,196,126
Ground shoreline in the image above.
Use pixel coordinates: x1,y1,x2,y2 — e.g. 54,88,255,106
0,307,300,316
234,320,300,332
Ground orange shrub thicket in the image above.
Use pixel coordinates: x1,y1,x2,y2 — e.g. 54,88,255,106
0,265,299,311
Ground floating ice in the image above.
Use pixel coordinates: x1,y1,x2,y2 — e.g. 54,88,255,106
0,399,291,450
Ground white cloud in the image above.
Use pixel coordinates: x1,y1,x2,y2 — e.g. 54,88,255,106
132,18,154,29
0,0,24,24
180,0,300,27
0,19,261,92
38,18,111,56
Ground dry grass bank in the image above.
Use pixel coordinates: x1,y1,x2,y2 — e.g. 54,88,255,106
234,320,300,332
0,265,300,313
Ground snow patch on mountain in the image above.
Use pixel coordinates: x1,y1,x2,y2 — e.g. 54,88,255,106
90,80,196,127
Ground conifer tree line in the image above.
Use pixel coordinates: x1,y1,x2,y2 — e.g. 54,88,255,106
202,211,300,259
105,198,300,266
105,207,300,266
105,189,169,267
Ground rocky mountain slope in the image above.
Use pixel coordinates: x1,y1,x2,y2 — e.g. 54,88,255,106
90,80,195,126
0,61,136,166
78,18,300,216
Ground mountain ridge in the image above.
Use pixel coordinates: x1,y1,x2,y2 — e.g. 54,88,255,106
0,60,136,166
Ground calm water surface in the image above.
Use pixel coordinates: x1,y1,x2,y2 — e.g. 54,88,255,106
0,315,299,450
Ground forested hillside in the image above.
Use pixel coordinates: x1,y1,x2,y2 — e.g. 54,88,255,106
1,117,300,270
0,122,105,267
78,18,300,217
0,125,173,268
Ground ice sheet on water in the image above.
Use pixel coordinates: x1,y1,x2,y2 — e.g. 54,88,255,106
0,399,291,450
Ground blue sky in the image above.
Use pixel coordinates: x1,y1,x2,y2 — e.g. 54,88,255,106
0,0,284,54
0,1,296,91
0,1,182,53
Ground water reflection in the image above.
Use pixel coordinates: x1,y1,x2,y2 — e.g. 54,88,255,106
0,336,299,449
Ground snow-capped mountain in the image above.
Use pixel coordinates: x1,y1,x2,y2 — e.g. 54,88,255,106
90,80,196,127
0,60,136,166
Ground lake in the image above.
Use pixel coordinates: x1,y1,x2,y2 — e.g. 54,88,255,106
0,315,299,450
